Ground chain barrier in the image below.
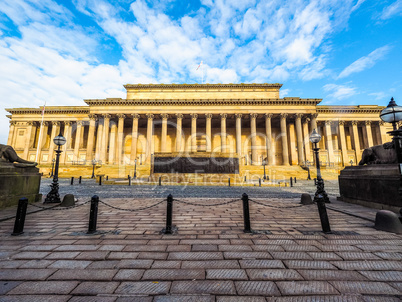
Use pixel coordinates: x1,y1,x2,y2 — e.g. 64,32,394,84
28,199,91,211
98,199,165,212
249,198,304,209
174,198,241,207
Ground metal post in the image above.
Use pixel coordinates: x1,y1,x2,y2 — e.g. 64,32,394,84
159,176,162,186
79,176,82,184
70,177,74,185
99,175,102,186
244,176,246,182
294,177,297,183
164,194,173,234
259,178,261,187
87,195,99,234
290,177,293,187
12,197,28,236
242,193,252,233
228,178,230,187
128,175,131,186
91,162,95,178
106,176,108,180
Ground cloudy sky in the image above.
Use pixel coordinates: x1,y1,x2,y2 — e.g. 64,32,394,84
0,0,401,143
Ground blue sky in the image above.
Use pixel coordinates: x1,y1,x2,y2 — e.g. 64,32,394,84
0,0,401,143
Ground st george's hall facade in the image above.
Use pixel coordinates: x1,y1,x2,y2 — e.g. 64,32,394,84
5,83,392,178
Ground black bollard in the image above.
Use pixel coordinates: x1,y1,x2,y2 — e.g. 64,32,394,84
87,195,99,234
294,177,297,184
244,176,246,182
242,193,252,233
159,176,162,186
128,175,131,186
79,176,82,184
259,178,261,187
314,178,317,185
164,194,173,234
106,176,108,180
12,197,28,236
290,177,293,187
228,178,231,187
71,177,74,185
99,175,102,186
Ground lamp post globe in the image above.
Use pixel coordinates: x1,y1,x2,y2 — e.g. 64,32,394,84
262,159,267,180
380,97,402,163
44,132,66,203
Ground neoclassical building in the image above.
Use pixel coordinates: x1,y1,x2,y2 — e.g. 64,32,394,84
5,83,391,177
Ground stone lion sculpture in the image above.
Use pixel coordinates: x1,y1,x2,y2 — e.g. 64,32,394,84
0,144,38,167
358,141,397,165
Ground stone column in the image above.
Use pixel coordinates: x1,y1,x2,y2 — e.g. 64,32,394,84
37,121,49,163
350,121,361,163
220,113,227,153
86,114,97,162
302,118,311,162
295,113,304,165
235,114,242,158
61,121,72,163
22,122,34,160
48,121,60,163
109,121,117,164
176,114,183,152
190,113,198,152
117,114,125,164
250,113,258,165
7,121,16,146
338,121,349,166
324,121,335,164
280,113,289,165
146,114,154,164
161,114,169,152
130,114,140,163
101,114,111,164
288,121,297,165
311,113,318,132
378,121,387,144
95,119,103,161
205,114,212,152
74,121,83,161
364,121,374,147
264,114,273,165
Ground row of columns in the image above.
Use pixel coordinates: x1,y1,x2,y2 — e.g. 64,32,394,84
9,114,389,166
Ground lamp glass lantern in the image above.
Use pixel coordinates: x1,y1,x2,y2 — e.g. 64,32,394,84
309,129,321,144
54,133,67,146
380,97,402,130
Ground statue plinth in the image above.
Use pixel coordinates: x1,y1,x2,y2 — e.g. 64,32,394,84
0,162,42,208
339,164,402,212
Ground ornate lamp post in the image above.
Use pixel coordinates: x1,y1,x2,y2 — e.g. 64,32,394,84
134,158,137,179
310,129,331,233
350,159,354,166
44,132,66,203
306,160,311,180
50,159,55,177
91,159,96,179
262,159,267,180
380,97,402,163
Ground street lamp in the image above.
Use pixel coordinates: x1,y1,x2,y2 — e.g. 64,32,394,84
134,158,137,179
310,129,331,233
349,159,354,166
306,160,311,180
380,97,402,163
50,159,55,177
262,159,267,180
91,159,96,179
44,132,66,203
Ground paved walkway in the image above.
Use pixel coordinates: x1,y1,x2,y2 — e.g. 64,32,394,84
0,182,401,301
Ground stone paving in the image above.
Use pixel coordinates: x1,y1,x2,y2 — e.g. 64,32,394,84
0,180,401,301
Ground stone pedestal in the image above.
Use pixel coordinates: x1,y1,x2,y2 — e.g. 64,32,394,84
339,164,402,212
0,163,42,208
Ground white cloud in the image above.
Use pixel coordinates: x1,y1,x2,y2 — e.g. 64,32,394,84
369,92,387,101
338,45,391,78
379,0,402,20
324,83,357,100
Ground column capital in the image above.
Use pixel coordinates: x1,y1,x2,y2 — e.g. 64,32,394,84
235,113,242,119
250,113,258,119
190,113,198,119
176,113,183,119
131,113,140,120
88,114,97,120
311,113,318,119
27,121,35,126
52,121,61,126
338,120,346,126
280,113,288,119
9,121,16,126
42,121,49,126
102,114,111,120
365,120,372,126
325,120,333,126
302,117,310,124
220,113,227,119
295,113,303,120
77,120,85,126
350,120,358,126
265,113,273,119
146,113,154,120
117,114,126,119
378,120,385,126
205,113,213,119
64,121,73,126
161,113,169,120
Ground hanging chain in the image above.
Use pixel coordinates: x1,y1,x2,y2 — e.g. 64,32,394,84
98,199,165,212
28,199,91,210
249,198,304,208
174,198,241,207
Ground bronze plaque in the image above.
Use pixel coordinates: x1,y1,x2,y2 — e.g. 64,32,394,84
153,157,239,174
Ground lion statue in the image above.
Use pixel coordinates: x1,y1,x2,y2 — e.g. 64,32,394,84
0,144,38,167
359,141,397,165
